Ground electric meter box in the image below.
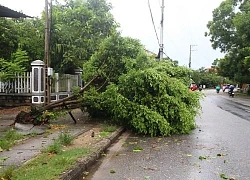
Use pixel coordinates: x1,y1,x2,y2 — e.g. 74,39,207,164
48,67,53,76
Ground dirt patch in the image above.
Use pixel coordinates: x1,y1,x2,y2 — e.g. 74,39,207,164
0,106,30,115
64,125,108,150
0,106,110,151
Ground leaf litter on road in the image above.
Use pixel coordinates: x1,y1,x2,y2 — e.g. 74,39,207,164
133,146,143,152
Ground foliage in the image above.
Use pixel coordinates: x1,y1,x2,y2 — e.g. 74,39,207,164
206,0,250,84
100,125,117,132
83,34,147,87
58,132,74,146
0,49,29,82
11,148,89,180
191,67,225,88
16,18,44,65
43,141,63,154
25,107,65,125
0,166,16,180
83,59,201,136
80,31,202,136
50,0,118,73
99,131,111,137
0,130,24,151
0,0,117,74
43,131,73,154
0,18,19,60
0,0,202,137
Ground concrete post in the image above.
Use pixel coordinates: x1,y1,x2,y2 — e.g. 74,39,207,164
31,60,45,105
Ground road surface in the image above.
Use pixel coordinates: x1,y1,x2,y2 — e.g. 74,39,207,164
85,90,250,180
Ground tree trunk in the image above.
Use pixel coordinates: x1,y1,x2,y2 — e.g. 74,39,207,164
14,76,97,125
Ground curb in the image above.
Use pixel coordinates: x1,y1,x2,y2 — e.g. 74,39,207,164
59,127,125,180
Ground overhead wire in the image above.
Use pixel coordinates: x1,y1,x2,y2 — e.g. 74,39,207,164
148,0,160,47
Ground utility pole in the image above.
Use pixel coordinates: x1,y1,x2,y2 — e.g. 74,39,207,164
44,0,51,105
189,45,197,69
159,0,164,60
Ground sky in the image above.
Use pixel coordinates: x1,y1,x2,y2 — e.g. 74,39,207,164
0,0,225,69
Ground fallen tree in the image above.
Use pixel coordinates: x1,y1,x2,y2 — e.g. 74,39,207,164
14,35,202,137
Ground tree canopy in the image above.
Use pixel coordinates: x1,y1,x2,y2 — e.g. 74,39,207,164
0,0,202,136
81,34,201,136
0,0,117,74
206,0,250,84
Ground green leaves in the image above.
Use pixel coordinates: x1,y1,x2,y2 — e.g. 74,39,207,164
206,0,250,84
50,0,117,73
0,18,19,60
0,49,29,82
133,146,143,152
83,57,201,136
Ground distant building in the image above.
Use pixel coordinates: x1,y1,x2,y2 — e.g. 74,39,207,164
206,67,218,73
144,49,157,57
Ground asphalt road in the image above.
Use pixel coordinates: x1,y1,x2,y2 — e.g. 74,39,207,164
208,90,250,122
85,90,250,180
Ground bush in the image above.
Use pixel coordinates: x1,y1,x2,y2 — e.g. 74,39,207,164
84,65,201,136
58,132,74,146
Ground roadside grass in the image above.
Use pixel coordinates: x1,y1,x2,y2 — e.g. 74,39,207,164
235,91,250,98
58,131,74,146
99,125,117,137
2,132,89,180
0,129,24,151
100,125,117,132
0,166,16,180
0,127,56,151
99,131,111,137
10,148,90,180
0,124,118,180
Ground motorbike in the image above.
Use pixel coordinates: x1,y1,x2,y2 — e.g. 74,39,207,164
228,90,235,97
216,86,220,93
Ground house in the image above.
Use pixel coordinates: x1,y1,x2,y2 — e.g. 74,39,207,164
205,67,218,73
144,49,157,57
0,5,31,18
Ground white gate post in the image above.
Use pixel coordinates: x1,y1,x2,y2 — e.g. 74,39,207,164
31,60,45,105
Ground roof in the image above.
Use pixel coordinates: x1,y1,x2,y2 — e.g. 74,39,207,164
0,5,32,18
144,49,157,56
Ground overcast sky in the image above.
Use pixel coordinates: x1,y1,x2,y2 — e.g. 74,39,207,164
0,0,225,69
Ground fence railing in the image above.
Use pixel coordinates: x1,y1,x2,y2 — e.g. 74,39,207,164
0,72,79,95
51,73,79,93
0,72,32,94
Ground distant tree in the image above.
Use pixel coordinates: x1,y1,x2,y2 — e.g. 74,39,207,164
15,18,45,66
50,0,118,73
192,67,223,88
205,0,250,84
0,49,29,82
0,18,19,60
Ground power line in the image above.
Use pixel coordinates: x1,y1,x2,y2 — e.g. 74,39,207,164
148,0,160,46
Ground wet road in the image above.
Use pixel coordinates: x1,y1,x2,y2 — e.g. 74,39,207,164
208,91,250,122
85,90,250,180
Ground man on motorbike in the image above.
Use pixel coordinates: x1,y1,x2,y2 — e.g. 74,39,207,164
216,85,221,93
228,84,235,97
229,84,235,93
